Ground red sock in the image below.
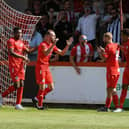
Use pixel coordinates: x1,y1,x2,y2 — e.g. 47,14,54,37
105,97,112,108
112,94,119,108
120,89,128,109
2,85,15,97
16,87,23,105
44,87,52,96
37,89,44,107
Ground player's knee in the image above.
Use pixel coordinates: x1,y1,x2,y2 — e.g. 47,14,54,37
112,89,117,95
14,82,20,89
20,80,24,87
39,84,46,90
48,84,54,91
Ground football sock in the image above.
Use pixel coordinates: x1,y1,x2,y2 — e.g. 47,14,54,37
105,97,112,108
44,87,52,96
37,89,44,107
2,85,15,97
112,94,119,108
16,87,23,105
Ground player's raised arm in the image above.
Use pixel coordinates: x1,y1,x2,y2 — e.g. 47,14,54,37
55,36,73,56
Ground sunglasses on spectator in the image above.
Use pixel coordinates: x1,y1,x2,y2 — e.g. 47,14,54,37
82,37,87,41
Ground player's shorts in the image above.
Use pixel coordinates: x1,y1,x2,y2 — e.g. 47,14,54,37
9,65,25,82
35,65,53,85
122,67,129,85
106,73,120,88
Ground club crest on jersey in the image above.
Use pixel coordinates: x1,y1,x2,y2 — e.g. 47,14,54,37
15,76,19,80
42,79,45,83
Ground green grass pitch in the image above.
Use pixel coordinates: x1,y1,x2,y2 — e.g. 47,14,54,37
0,106,129,129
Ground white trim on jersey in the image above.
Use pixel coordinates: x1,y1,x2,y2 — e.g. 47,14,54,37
76,44,90,62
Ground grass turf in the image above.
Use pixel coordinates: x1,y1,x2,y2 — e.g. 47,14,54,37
0,106,129,129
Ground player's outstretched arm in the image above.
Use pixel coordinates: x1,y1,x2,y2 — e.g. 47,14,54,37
43,38,59,56
55,37,73,56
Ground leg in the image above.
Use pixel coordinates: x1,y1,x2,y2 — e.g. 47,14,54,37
13,81,24,110
120,68,129,109
16,80,24,105
36,84,46,108
119,84,128,109
44,83,54,96
112,88,119,108
105,87,113,109
44,70,54,96
2,85,16,97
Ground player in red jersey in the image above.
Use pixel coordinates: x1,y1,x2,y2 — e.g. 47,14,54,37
0,27,37,110
114,29,129,112
97,32,120,112
32,29,73,109
70,35,93,74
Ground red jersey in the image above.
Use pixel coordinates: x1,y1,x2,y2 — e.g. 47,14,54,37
123,39,129,67
7,38,26,68
103,43,120,75
71,43,93,62
37,41,59,66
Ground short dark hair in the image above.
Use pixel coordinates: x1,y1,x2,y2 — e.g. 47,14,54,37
13,27,21,33
121,28,129,36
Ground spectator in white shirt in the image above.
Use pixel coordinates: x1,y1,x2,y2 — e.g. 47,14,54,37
75,6,99,50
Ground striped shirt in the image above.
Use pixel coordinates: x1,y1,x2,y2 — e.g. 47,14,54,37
107,18,120,44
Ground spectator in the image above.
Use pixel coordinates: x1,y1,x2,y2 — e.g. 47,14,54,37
75,6,99,49
97,3,113,46
48,8,57,25
36,13,53,38
54,9,73,61
92,0,104,15
42,0,62,12
24,8,33,15
32,0,43,16
28,27,43,61
70,35,93,74
63,0,75,25
107,8,120,44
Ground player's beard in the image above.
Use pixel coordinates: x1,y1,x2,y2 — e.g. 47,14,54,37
51,37,56,44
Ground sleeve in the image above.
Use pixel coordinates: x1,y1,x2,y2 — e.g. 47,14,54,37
76,17,81,32
53,45,60,53
7,39,14,49
70,47,76,56
103,45,110,59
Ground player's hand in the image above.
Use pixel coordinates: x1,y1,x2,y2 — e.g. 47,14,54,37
99,46,105,53
66,37,73,46
97,46,105,53
22,56,30,63
97,47,101,53
75,67,81,75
